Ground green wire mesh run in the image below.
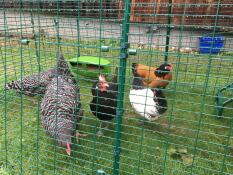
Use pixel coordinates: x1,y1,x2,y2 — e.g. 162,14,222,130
0,0,233,175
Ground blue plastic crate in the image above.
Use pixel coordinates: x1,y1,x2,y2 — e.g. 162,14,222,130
199,36,224,54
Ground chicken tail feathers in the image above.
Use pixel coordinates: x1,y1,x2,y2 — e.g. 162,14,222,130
155,89,168,114
56,54,66,70
56,53,76,83
111,66,119,84
5,80,19,91
56,53,71,76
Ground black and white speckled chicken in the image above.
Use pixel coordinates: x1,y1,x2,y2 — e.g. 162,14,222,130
40,75,85,156
5,54,71,96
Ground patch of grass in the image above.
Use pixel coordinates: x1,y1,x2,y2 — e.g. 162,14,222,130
0,38,233,175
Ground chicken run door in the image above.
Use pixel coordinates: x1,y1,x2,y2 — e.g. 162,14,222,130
1,0,233,175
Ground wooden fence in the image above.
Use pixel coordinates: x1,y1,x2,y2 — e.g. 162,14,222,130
119,0,233,30
1,0,233,29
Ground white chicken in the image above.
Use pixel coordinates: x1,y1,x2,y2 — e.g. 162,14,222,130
129,64,168,121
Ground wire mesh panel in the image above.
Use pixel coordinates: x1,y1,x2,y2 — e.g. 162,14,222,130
0,0,233,175
120,0,233,175
0,0,122,174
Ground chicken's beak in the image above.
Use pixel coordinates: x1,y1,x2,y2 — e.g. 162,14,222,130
166,64,173,71
103,82,109,88
66,142,71,156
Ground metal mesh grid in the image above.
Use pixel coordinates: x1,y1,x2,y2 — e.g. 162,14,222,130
0,0,232,175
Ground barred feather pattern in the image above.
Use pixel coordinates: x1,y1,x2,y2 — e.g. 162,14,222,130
5,69,57,96
5,54,73,96
40,76,82,147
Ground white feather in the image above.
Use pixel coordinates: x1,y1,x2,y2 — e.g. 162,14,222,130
129,88,160,121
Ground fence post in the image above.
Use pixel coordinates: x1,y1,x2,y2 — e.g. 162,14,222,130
164,0,173,62
112,0,131,175
76,0,81,57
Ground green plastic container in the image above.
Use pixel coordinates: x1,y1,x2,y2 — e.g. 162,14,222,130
69,56,111,79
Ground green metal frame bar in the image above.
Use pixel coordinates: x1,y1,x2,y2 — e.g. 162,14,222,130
76,1,81,58
71,2,82,174
29,1,41,174
3,0,8,169
112,0,131,174
53,1,61,173
19,0,24,173
91,0,105,174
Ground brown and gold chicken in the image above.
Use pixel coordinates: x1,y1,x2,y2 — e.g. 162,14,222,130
132,63,173,88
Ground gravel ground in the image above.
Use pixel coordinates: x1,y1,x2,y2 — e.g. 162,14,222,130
0,10,232,51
